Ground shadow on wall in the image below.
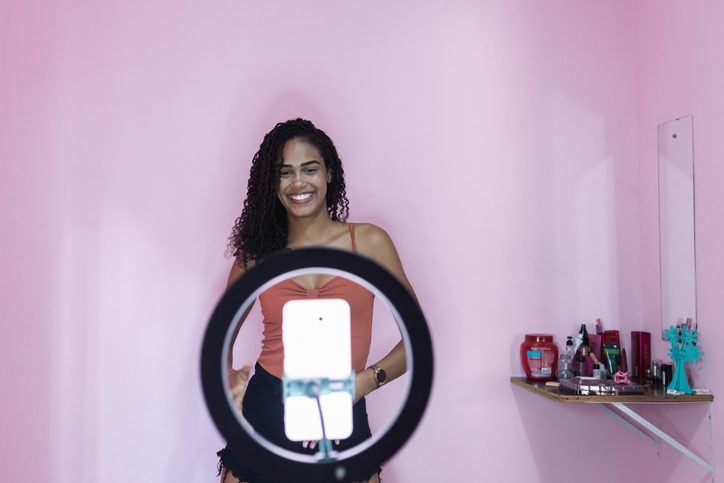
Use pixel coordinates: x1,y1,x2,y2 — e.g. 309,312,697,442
511,383,713,482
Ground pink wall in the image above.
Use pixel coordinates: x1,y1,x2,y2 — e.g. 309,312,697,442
0,1,717,482
636,1,724,482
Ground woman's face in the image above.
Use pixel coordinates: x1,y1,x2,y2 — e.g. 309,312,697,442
276,138,332,220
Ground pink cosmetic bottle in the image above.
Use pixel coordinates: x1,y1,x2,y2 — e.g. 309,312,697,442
631,331,651,382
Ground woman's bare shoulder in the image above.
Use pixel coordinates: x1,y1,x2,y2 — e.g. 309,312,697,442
352,222,415,296
352,223,402,266
352,223,395,252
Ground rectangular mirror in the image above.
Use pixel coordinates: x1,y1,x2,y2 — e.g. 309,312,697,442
658,115,697,337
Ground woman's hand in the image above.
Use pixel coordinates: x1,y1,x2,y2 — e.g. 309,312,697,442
302,372,375,450
228,361,253,413
302,439,341,449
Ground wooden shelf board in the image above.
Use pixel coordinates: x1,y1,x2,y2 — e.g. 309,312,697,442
511,376,714,403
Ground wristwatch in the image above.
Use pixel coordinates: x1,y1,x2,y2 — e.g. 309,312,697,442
368,364,387,387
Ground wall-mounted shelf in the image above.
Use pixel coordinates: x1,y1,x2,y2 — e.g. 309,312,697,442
511,377,715,479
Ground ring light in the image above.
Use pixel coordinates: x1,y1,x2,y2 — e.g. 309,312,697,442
201,248,433,482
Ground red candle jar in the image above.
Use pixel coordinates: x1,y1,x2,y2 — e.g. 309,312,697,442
520,334,558,381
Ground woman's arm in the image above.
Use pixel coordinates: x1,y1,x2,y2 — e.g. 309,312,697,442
225,259,252,368
225,257,255,412
353,224,418,403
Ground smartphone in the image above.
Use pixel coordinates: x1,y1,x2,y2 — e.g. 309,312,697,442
282,298,353,442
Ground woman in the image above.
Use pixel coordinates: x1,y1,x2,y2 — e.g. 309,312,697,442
218,119,416,483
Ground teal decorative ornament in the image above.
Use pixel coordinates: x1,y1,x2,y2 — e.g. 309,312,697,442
664,324,701,394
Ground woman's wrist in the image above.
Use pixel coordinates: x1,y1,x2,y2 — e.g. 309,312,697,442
358,368,378,399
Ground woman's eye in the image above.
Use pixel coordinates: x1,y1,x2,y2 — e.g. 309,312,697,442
305,168,318,174
279,170,291,177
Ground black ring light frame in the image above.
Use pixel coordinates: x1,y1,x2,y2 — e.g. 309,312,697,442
201,248,433,483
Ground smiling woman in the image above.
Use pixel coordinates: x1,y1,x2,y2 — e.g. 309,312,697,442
217,119,418,483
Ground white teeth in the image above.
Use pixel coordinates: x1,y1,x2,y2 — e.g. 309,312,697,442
291,193,313,201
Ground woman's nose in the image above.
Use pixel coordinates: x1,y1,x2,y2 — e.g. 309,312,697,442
292,174,305,188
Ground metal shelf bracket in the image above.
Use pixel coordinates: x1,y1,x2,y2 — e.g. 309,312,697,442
594,401,715,480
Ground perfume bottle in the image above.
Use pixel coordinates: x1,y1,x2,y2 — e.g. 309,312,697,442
580,346,594,377
575,356,587,377
557,353,574,380
652,359,662,387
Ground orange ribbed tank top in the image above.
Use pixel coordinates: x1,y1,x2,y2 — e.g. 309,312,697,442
256,223,375,378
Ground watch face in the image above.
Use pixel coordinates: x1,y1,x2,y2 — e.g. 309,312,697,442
377,369,387,384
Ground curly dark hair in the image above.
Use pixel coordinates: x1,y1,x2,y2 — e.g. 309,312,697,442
227,118,350,268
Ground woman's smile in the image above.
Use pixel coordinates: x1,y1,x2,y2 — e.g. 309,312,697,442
289,192,314,203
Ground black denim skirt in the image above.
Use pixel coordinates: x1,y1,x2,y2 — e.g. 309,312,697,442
217,363,381,483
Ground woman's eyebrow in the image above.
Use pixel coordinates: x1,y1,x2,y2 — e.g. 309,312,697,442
278,160,322,168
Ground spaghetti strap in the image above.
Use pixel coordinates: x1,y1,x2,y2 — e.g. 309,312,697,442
349,223,357,253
